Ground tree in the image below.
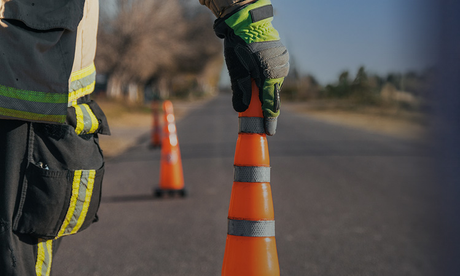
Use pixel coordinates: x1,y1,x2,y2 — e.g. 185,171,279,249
96,0,222,101
325,70,352,98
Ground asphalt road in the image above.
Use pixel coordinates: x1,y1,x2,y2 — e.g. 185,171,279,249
52,94,440,276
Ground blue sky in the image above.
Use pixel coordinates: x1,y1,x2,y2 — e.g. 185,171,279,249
271,0,437,84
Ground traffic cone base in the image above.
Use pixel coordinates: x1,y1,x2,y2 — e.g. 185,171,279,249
154,188,187,198
222,236,280,276
159,150,184,190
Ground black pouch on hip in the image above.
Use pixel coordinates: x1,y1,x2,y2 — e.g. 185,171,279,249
12,121,105,240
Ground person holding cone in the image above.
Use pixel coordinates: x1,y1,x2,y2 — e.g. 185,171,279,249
200,0,290,135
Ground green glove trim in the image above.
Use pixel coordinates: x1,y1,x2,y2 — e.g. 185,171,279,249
262,78,283,118
225,0,280,44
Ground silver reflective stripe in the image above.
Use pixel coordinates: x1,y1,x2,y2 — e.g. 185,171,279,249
0,94,67,115
64,170,90,235
69,70,96,93
234,166,270,182
228,219,275,237
35,239,53,276
250,4,274,23
79,104,93,134
239,117,265,134
0,87,68,123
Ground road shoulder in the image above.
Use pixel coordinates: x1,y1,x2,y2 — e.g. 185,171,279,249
283,101,429,141
96,97,215,158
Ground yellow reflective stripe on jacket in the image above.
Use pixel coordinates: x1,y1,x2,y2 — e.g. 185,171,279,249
35,239,53,276
74,105,85,134
73,103,99,135
82,104,99,133
0,106,66,123
0,84,68,123
71,63,95,83
56,170,96,238
0,63,96,122
68,63,96,104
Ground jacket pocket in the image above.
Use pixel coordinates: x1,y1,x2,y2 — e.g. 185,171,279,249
13,123,105,240
13,163,104,240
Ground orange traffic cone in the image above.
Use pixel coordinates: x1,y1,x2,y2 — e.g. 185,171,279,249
154,100,187,198
222,80,280,275
149,100,162,149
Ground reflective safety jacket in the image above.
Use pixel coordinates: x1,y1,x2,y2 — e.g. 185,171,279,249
0,0,107,134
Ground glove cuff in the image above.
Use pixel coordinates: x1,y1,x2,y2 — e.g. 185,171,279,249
200,0,257,18
214,0,279,44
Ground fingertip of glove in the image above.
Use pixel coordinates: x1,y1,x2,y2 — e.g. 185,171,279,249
264,117,278,136
232,95,250,112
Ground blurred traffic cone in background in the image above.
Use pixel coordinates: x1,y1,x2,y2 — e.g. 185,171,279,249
222,80,280,275
149,100,162,149
154,100,187,198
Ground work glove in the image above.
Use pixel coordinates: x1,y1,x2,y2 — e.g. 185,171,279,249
213,0,289,135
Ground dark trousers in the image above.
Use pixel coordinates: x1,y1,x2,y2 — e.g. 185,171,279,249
0,120,104,275
0,120,54,275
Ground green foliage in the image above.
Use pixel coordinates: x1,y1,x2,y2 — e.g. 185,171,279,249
282,59,430,112
322,67,380,105
97,0,222,103
324,71,352,98
280,85,298,101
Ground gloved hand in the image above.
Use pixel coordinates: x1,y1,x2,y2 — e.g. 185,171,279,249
213,0,289,135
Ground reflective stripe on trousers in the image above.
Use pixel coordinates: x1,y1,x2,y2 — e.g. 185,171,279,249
56,170,96,238
35,239,53,276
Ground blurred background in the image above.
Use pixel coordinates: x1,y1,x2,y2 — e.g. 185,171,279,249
92,0,435,148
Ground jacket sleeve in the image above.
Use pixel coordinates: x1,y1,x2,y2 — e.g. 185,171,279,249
199,0,256,17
